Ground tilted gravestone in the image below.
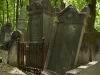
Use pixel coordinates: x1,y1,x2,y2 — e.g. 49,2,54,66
27,0,54,43
41,5,89,75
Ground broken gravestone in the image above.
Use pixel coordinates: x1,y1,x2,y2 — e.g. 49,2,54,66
41,5,89,75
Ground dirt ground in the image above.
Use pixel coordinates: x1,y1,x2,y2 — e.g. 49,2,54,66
0,49,35,75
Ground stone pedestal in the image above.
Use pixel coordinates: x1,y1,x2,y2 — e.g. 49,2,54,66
27,0,54,43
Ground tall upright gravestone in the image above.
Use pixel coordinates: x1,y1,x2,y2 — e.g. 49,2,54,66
41,5,89,75
17,7,28,42
27,0,54,43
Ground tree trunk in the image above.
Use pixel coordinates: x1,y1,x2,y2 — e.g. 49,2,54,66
85,0,96,32
16,0,19,28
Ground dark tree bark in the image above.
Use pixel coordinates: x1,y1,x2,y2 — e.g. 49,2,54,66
60,0,65,9
20,0,23,7
85,0,96,32
6,0,9,23
16,0,19,28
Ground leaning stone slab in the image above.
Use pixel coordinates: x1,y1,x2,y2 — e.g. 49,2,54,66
66,61,100,75
41,5,90,75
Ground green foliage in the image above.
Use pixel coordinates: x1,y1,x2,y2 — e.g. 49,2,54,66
0,0,100,31
95,2,100,31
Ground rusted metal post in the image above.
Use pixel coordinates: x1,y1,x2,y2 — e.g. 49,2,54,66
17,38,20,68
42,37,45,70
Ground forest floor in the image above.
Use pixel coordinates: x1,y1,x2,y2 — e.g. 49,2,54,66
0,49,35,75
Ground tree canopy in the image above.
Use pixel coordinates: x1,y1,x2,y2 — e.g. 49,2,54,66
0,0,100,31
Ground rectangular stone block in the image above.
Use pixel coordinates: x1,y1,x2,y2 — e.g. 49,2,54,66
66,61,100,75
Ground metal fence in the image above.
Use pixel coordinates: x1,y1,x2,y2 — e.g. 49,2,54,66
17,38,49,74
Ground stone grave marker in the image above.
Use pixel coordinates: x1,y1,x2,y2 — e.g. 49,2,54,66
77,33,91,67
77,32,100,67
41,5,89,75
17,7,26,31
27,0,54,43
1,23,12,43
17,7,28,42
7,30,24,66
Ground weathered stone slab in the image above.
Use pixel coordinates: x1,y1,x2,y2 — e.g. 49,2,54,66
27,0,54,43
1,23,12,43
77,33,91,67
17,7,26,30
66,61,100,75
90,32,100,61
41,5,89,75
77,32,100,67
7,30,24,66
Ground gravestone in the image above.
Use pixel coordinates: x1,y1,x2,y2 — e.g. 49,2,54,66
41,5,89,75
90,32,100,61
77,32,100,67
7,30,24,66
17,7,26,31
77,33,91,67
17,7,28,42
1,23,12,43
27,0,54,43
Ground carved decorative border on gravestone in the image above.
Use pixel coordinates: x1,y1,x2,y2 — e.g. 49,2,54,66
41,5,90,75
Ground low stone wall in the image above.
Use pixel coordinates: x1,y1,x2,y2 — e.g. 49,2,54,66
66,61,100,75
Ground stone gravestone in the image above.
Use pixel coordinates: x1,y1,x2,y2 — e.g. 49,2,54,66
77,32,100,67
17,7,28,42
41,5,89,75
1,23,12,43
27,0,54,43
17,7,26,31
77,33,91,67
7,30,24,66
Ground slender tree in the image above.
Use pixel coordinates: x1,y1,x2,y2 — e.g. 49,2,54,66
16,0,19,28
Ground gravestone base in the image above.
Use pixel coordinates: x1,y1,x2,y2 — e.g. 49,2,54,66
7,41,17,66
66,61,100,75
